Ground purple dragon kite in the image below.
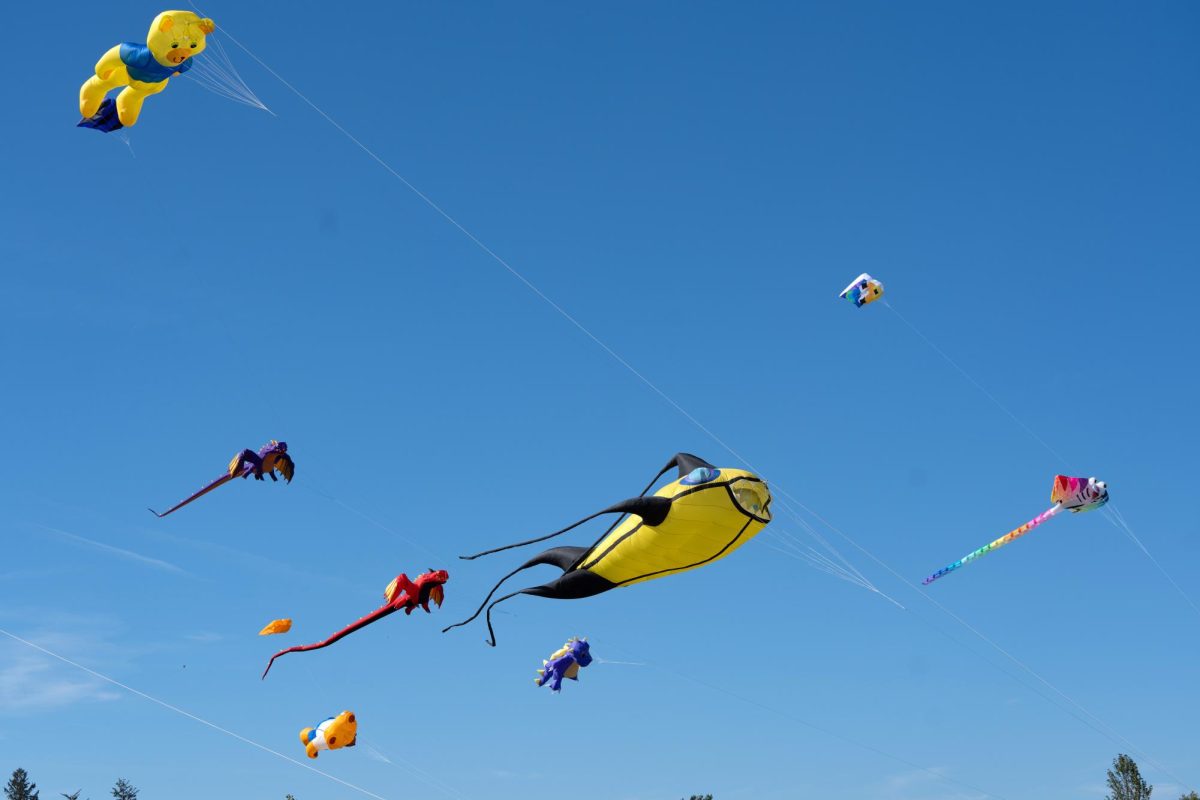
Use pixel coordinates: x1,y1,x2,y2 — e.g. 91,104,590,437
535,637,592,693
149,440,294,518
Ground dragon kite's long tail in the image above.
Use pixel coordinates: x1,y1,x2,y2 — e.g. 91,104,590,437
922,503,1064,585
148,469,244,518
261,604,398,679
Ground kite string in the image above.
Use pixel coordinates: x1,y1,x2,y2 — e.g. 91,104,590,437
302,480,449,564
780,486,1188,784
596,643,1010,800
883,300,1200,624
770,495,900,603
201,9,962,614
765,534,857,581
764,542,863,585
762,530,905,608
112,129,136,158
353,740,470,800
197,14,1190,789
771,505,862,576
183,33,273,113
772,487,1189,787
880,299,1073,471
876,300,1196,753
0,628,469,800
886,293,1198,612
1103,503,1200,620
193,8,762,473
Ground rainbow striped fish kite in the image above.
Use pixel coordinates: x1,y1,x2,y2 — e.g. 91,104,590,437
923,475,1108,585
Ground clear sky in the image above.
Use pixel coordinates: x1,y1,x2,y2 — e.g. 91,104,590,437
2,2,1198,799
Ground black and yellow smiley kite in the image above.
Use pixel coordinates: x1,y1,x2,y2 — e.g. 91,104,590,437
444,453,772,645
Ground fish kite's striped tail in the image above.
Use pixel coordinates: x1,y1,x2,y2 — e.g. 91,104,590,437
922,503,1064,585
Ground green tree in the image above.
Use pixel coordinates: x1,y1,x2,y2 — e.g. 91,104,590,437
286,796,296,800
682,796,713,800
1178,792,1199,800
109,780,136,800
4,769,39,800
1106,754,1152,800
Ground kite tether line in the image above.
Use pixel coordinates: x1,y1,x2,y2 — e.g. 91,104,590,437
0,628,466,800
186,8,1193,790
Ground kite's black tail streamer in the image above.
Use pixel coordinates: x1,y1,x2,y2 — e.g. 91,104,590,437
442,547,586,635
458,510,617,560
457,453,705,560
458,495,672,560
481,590,523,646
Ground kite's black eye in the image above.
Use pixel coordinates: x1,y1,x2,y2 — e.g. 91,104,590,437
172,42,179,48
190,43,197,48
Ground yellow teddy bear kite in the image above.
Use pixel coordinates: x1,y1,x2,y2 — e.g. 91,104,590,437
78,10,215,132
299,711,358,759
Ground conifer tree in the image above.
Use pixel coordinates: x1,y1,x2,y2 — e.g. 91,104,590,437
4,769,39,800
109,780,137,800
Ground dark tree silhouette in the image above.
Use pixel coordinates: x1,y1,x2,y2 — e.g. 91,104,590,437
109,780,137,800
1106,754,1152,800
4,769,39,800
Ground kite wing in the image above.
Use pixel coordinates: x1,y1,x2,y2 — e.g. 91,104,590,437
922,503,1064,585
78,98,124,132
276,452,295,482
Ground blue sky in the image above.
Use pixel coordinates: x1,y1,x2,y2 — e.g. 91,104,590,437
2,1,1198,798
